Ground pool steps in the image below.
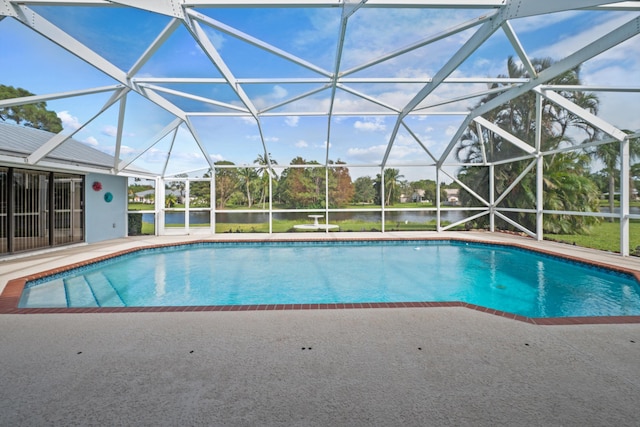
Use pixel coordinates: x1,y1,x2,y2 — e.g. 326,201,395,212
19,279,67,308
85,273,125,307
20,272,125,308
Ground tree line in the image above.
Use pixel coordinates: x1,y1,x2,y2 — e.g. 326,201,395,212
159,158,448,210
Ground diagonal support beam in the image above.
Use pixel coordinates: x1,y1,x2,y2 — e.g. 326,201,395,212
26,87,130,165
105,0,184,18
474,116,536,155
184,117,216,171
324,1,366,164
13,6,127,84
139,84,250,113
383,17,501,166
502,0,625,20
501,21,536,78
401,121,438,163
117,117,184,172
535,87,628,141
187,18,259,117
113,94,128,169
187,9,331,78
260,84,331,114
440,167,490,207
0,85,123,109
337,84,400,112
342,11,497,77
128,18,182,78
494,158,537,206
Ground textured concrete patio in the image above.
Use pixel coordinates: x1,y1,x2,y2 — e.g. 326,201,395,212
1,232,640,425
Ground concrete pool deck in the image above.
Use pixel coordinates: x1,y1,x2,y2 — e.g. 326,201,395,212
1,232,640,425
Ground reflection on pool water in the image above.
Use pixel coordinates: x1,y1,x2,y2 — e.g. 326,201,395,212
19,240,640,318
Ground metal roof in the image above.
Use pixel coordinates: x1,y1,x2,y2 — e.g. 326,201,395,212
1,1,638,177
0,121,117,172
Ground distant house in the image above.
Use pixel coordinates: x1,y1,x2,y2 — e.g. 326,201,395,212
443,188,459,206
133,189,155,203
400,189,427,203
412,189,426,202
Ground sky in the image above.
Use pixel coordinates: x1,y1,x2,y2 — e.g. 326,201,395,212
1,3,639,181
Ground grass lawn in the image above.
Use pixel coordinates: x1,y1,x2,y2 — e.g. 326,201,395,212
545,221,640,254
128,203,155,211
597,199,640,208
146,219,461,234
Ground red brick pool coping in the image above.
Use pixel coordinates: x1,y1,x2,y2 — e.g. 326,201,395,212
2,236,640,325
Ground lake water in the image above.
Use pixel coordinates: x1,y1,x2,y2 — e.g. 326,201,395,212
148,210,469,225
144,206,640,226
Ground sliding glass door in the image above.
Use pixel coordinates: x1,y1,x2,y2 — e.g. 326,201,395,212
53,174,84,245
0,168,84,255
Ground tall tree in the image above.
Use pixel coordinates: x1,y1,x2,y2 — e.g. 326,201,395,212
328,160,355,208
214,161,240,209
353,176,376,204
455,57,602,234
278,157,319,208
589,132,640,221
0,85,63,133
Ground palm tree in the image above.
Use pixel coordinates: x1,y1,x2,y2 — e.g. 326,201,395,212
255,154,277,209
374,168,404,206
237,167,258,208
456,56,602,233
165,193,177,208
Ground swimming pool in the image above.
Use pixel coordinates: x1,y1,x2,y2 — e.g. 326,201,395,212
17,240,640,318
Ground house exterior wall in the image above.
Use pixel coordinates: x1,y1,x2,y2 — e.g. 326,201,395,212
85,173,127,243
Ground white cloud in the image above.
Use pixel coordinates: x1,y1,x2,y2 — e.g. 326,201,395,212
102,125,118,137
83,136,99,146
347,144,386,162
139,148,168,164
273,85,288,99
285,116,299,127
57,111,82,131
237,117,257,126
247,134,279,142
509,11,581,34
295,140,308,148
445,125,458,137
119,145,137,156
354,117,386,132
530,14,635,61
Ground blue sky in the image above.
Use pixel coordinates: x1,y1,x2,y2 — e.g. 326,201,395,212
1,4,639,180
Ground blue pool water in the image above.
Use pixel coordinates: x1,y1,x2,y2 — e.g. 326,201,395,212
19,240,640,318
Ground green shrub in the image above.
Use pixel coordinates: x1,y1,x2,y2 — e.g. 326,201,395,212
128,213,143,236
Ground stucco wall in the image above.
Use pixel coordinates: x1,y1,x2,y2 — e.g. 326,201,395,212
85,173,127,243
